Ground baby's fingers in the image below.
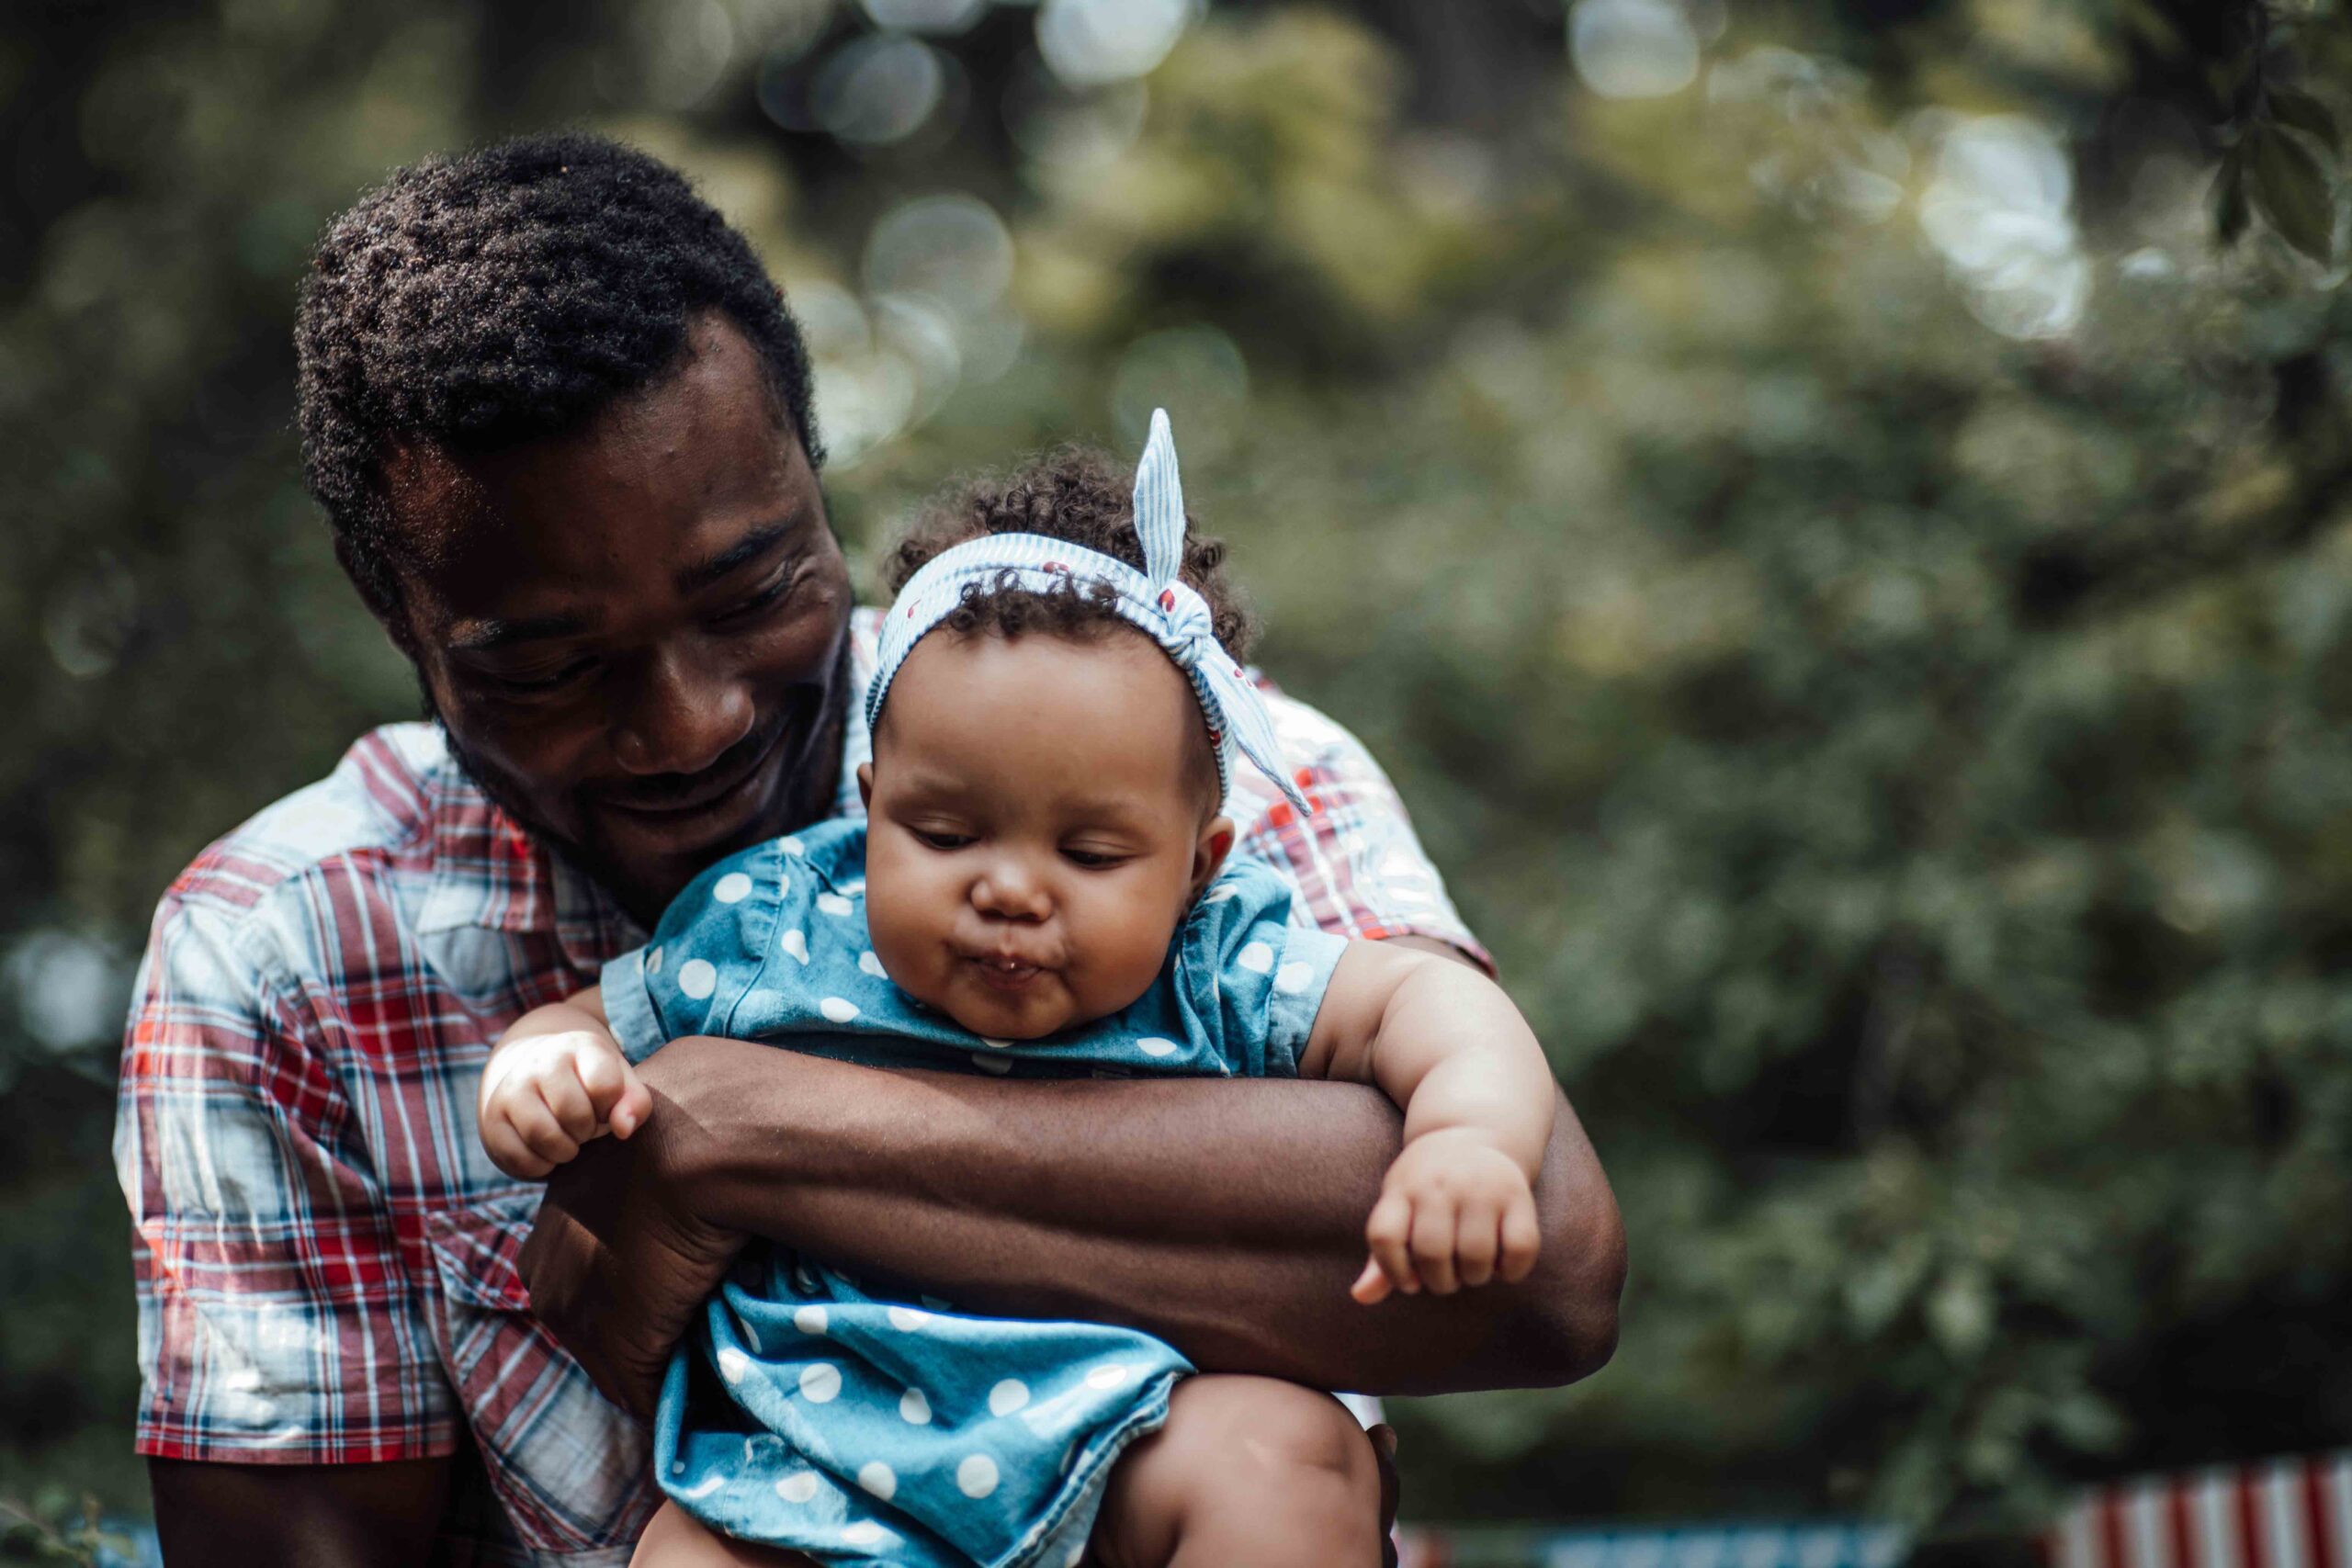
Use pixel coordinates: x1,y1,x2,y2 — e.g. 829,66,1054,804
509,1095,582,1168
481,1111,556,1180
1411,1202,1462,1295
1363,1191,1420,1298
1498,1190,1543,1283
1453,1197,1502,1289
574,1047,650,1140
1350,1258,1394,1305
538,1069,601,1145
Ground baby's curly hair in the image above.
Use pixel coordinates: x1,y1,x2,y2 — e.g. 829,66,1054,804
879,446,1259,664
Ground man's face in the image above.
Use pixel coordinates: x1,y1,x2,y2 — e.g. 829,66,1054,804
383,314,854,924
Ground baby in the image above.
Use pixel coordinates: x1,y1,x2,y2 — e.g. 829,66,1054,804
478,412,1556,1568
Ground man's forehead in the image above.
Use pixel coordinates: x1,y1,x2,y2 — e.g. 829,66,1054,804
381,314,824,593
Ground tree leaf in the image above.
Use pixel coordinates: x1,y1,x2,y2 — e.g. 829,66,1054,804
2269,85,2342,156
2251,125,2337,262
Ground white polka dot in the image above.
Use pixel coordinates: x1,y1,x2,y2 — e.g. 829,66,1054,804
671,1460,687,1476
1236,941,1274,974
779,835,806,856
677,959,718,999
1200,885,1240,905
647,946,663,973
716,1347,750,1383
842,1521,889,1547
859,951,888,978
956,1453,1000,1498
713,872,753,904
888,1305,932,1332
793,1304,828,1337
1084,1362,1137,1391
1136,1036,1179,1058
971,1052,1012,1075
817,892,854,918
978,1035,1012,1049
899,1386,932,1425
780,928,809,964
1274,961,1314,994
857,1461,897,1502
820,996,860,1023
842,879,865,896
988,1378,1030,1416
798,1362,842,1403
775,1472,820,1504
673,1474,725,1501
1065,1544,1087,1568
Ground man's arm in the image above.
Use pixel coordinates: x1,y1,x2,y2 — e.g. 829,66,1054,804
522,1036,1624,1417
147,1457,451,1568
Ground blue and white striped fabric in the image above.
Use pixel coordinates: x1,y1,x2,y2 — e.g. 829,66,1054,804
866,407,1309,815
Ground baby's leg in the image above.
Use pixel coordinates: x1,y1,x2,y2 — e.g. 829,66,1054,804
628,1500,820,1568
1087,1374,1385,1567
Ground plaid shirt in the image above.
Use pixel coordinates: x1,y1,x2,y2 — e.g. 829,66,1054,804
114,608,1487,1565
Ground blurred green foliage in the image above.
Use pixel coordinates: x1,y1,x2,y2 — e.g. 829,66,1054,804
8,0,2352,1541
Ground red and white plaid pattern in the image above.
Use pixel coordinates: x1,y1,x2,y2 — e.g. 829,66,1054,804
114,608,1487,1563
2047,1456,2352,1568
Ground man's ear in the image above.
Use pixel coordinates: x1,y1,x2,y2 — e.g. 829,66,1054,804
1190,815,1236,901
856,761,874,811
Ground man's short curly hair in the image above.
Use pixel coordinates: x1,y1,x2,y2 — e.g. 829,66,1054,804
296,131,820,618
879,445,1259,665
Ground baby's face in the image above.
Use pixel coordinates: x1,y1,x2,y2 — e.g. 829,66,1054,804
860,627,1232,1040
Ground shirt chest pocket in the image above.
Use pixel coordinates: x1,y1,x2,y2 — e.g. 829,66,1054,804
423,1191,658,1558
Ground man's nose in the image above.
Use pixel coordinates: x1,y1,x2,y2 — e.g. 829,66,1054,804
610,646,755,778
970,855,1052,922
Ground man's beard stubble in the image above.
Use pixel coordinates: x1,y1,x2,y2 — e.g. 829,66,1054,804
418,634,854,924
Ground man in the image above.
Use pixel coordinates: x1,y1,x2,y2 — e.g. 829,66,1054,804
115,133,1623,1566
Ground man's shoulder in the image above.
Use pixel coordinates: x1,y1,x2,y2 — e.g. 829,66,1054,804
153,722,481,951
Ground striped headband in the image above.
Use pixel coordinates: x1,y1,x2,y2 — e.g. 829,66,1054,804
867,409,1307,814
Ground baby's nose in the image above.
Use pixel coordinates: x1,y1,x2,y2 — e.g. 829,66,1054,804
970,860,1052,920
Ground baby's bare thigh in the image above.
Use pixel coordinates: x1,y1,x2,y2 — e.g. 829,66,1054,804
628,1500,821,1568
1087,1374,1384,1568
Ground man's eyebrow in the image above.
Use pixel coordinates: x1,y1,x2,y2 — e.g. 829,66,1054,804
446,613,594,653
675,521,797,595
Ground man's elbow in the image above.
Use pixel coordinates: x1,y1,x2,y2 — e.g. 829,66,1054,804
1507,1190,1627,1387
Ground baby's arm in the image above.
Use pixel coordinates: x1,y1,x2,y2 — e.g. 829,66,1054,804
477,986,653,1180
1297,943,1557,1303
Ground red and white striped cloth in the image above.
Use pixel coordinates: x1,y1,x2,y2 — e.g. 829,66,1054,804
2047,1455,2352,1568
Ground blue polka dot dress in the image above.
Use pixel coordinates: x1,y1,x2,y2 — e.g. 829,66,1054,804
600,819,1348,1568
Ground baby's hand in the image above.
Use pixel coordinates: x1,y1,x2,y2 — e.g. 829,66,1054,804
1352,1127,1542,1303
478,1029,651,1180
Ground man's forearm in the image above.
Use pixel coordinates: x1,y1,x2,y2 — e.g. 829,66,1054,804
648,1037,1623,1394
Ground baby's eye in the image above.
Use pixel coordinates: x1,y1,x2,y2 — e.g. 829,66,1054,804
913,829,973,851
1062,848,1126,869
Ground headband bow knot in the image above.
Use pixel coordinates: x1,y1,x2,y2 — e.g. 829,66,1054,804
867,409,1306,813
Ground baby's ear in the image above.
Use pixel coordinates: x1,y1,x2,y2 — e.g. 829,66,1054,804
856,761,874,810
1190,816,1236,900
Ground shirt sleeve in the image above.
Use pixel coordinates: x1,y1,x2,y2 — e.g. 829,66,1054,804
601,840,785,1064
1231,685,1494,975
113,890,455,1464
1180,860,1351,1079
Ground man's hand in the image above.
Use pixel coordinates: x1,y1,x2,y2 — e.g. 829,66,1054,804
515,1050,745,1419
